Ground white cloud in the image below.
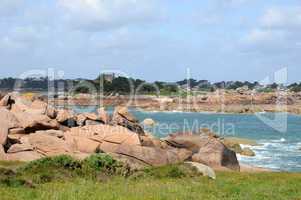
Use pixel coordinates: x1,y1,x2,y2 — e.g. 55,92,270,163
261,6,301,29
240,5,301,53
58,0,162,31
243,29,286,44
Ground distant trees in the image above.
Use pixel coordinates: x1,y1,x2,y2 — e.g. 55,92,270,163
1,74,300,94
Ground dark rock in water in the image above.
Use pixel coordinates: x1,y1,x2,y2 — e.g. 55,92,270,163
240,147,255,157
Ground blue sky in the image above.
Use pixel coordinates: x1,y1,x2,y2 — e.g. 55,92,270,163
0,0,301,82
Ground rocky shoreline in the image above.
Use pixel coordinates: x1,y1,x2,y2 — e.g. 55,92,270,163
0,93,270,176
47,92,301,115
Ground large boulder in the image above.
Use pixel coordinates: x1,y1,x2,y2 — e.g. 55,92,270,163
164,132,205,153
165,132,240,171
0,94,12,107
7,143,33,153
65,135,100,153
113,106,137,123
0,108,21,145
112,106,145,135
67,124,141,146
115,145,192,167
13,112,59,133
35,130,64,138
26,99,48,115
28,133,70,156
191,135,240,171
6,151,43,162
56,109,77,127
76,113,103,126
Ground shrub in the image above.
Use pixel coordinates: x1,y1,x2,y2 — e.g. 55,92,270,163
81,154,122,176
19,155,81,172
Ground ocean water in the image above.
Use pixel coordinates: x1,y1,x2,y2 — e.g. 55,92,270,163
72,106,301,172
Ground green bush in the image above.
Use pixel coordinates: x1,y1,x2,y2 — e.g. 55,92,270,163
20,155,81,172
81,154,122,176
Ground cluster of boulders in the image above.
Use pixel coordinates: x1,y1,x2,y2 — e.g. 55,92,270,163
0,93,240,172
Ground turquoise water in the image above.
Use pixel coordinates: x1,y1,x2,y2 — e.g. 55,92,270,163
72,106,301,172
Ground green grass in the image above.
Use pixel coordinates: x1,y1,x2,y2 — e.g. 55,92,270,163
1,172,301,200
0,155,301,200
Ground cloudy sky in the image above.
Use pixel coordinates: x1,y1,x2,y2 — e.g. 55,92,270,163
0,0,300,82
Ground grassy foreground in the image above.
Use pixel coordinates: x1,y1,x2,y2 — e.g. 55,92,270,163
1,156,301,200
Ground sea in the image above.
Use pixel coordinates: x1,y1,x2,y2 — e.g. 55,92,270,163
72,105,301,172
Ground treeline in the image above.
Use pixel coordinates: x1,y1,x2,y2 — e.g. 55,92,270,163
0,76,301,94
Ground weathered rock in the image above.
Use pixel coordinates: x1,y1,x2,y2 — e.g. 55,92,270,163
223,142,242,154
0,108,21,145
113,106,137,123
191,135,240,171
0,145,6,160
185,162,216,179
56,109,77,127
164,132,205,153
7,143,33,153
115,145,191,166
13,112,59,133
108,152,148,170
28,133,70,156
68,124,141,146
76,114,87,126
6,151,43,162
85,120,102,126
46,106,57,119
35,130,64,138
9,128,25,135
112,106,144,135
142,118,156,126
99,141,120,153
28,100,47,115
200,128,219,138
76,113,100,126
240,147,255,157
166,132,239,171
0,94,11,107
65,135,100,153
140,135,161,147
97,107,109,124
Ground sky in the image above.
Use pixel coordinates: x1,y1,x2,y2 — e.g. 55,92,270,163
0,0,301,83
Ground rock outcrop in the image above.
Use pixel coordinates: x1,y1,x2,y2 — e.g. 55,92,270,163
0,108,21,145
112,106,145,135
0,93,242,172
164,132,240,171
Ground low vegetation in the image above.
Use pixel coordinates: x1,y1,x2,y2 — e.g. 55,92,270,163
1,155,301,200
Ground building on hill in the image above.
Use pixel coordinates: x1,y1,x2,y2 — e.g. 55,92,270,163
102,73,116,82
